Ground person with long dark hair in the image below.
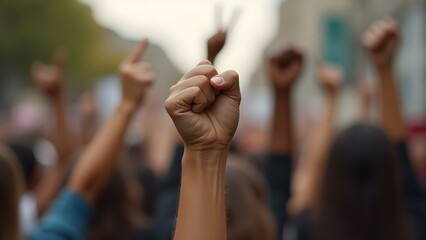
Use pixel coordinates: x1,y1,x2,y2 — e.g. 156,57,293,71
312,123,413,240
362,18,426,240
289,18,425,240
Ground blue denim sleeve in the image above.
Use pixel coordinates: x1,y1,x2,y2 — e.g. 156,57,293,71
28,189,92,240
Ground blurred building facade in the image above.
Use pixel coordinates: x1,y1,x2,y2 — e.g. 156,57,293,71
248,0,425,126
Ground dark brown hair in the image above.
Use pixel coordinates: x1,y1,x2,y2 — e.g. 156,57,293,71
312,124,412,240
226,156,277,240
0,145,24,240
86,161,146,240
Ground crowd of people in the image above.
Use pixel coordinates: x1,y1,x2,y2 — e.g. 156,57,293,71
0,13,425,240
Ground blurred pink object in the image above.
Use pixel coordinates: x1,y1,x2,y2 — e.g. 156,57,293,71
11,102,47,133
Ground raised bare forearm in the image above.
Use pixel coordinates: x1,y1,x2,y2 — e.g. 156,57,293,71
68,39,152,203
268,47,303,154
299,94,338,210
270,90,292,154
31,51,75,216
363,18,405,142
378,67,406,141
36,91,71,215
80,117,96,146
174,150,227,240
307,94,337,179
68,101,135,202
294,64,341,212
53,88,72,160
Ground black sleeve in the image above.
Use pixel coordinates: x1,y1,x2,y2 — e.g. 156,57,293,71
395,142,426,240
264,153,292,240
152,144,184,240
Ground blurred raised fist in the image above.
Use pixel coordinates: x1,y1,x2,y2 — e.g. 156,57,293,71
362,18,400,69
119,39,154,106
317,63,342,96
268,46,304,90
31,48,67,97
165,60,241,151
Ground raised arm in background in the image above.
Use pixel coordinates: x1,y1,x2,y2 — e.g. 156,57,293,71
363,18,426,239
29,39,154,240
362,18,406,141
68,39,154,202
289,63,341,216
31,49,75,216
165,60,241,240
207,5,241,64
266,46,304,238
268,47,303,154
78,89,98,146
357,80,376,122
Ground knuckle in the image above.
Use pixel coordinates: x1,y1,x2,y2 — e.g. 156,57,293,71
164,98,174,112
228,70,239,80
205,66,218,76
193,86,202,96
119,65,130,76
199,75,209,83
169,84,178,94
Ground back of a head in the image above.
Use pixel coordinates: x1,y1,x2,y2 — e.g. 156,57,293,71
226,156,276,240
7,143,38,187
87,160,146,240
313,124,412,240
0,145,24,240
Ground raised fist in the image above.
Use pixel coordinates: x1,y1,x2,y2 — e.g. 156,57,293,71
268,46,304,90
362,18,400,69
317,63,342,96
119,39,154,106
165,60,241,151
31,48,67,97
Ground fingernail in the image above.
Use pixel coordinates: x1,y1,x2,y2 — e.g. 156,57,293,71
211,75,224,85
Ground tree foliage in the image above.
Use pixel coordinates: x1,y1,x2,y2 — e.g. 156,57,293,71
0,0,123,86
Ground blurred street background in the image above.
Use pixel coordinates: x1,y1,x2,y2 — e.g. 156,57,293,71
1,0,425,184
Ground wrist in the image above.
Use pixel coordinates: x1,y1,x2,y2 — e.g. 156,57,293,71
118,99,138,114
182,147,228,172
326,91,339,103
274,88,291,98
378,67,393,80
49,85,65,99
377,65,393,76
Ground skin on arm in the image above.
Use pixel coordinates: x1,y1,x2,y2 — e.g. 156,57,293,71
165,60,241,240
78,89,98,146
363,18,406,142
68,39,154,203
288,63,342,216
31,49,76,216
357,80,376,122
268,47,303,154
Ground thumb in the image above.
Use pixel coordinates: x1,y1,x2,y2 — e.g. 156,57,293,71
210,70,241,101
